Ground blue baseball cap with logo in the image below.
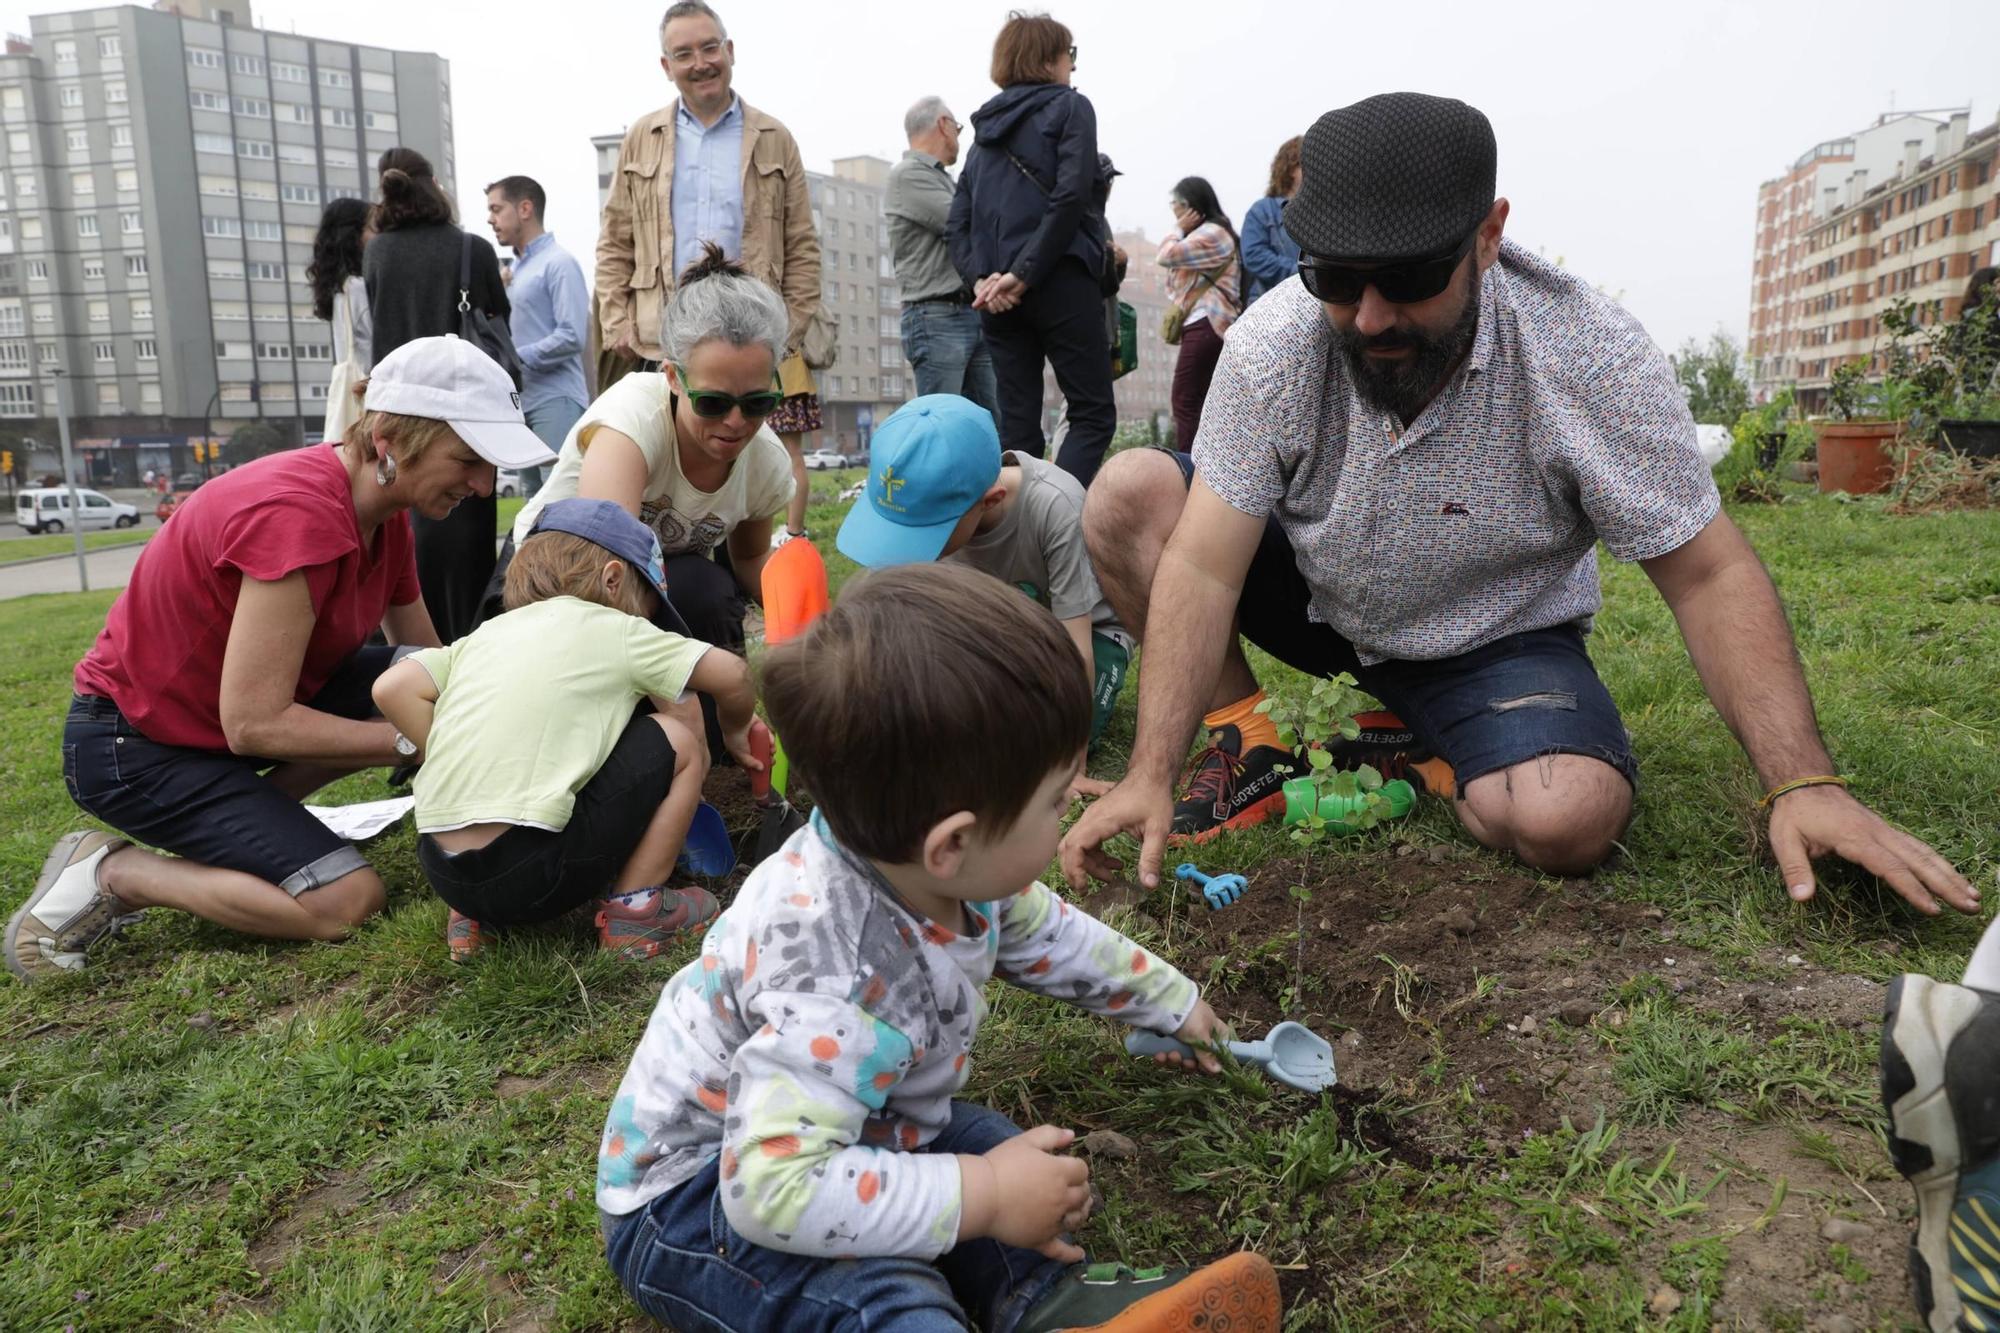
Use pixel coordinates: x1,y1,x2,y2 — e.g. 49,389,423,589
528,497,690,634
836,395,1001,567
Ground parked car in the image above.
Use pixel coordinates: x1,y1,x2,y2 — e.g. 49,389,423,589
803,450,845,471
16,486,141,534
155,490,198,523
496,468,521,498
172,472,203,490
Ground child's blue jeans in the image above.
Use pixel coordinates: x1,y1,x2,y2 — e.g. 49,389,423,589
603,1101,1072,1332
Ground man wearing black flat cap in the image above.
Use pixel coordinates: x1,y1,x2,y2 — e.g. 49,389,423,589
1062,92,1976,923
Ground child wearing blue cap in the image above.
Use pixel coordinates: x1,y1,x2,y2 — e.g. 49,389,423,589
373,497,760,961
836,395,1133,796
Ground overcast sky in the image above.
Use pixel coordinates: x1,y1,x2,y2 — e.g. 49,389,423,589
8,0,1996,354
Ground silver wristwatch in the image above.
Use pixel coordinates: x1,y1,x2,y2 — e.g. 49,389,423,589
392,730,418,757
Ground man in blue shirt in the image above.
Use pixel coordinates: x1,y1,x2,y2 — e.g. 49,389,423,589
488,175,591,500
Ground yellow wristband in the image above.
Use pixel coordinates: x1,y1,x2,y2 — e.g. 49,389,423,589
1758,774,1848,810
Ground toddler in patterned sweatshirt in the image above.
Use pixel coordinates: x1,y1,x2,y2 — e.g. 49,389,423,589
597,562,1282,1332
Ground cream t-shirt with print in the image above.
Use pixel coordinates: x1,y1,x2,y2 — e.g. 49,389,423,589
512,372,796,557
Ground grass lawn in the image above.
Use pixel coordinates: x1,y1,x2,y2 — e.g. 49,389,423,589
2,485,1994,1329
0,525,157,566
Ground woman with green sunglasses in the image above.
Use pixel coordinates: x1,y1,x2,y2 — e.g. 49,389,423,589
502,244,795,660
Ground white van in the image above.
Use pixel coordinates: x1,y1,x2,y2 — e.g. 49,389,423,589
15,487,141,534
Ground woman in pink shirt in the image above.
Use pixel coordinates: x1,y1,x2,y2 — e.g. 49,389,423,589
5,338,552,983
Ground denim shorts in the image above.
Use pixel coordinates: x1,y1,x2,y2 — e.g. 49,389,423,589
417,715,677,927
62,645,401,896
1167,450,1637,790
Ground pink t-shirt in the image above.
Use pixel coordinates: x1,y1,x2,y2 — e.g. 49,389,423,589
74,445,420,751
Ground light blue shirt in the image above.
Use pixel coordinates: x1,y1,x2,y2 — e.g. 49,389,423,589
672,96,745,280
506,231,591,412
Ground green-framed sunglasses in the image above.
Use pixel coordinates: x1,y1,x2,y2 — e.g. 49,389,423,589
674,364,784,420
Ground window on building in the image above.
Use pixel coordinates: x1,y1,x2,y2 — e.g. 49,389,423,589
237,139,273,160
324,147,357,169
87,299,108,323
244,220,281,241
323,107,356,128
276,143,314,165
99,35,121,58
247,260,283,280
130,298,151,321
82,257,104,279
195,133,233,156
203,216,242,238
59,85,82,109
190,90,227,112
93,340,114,363
140,381,160,410
219,383,252,402
7,130,29,154
53,40,76,66
294,341,330,360
1,86,21,113
20,218,41,242
188,47,223,69
119,211,140,235
110,123,131,148
97,383,120,410
280,184,319,205
320,68,352,89
272,61,308,83
208,258,244,279
0,301,20,337
26,259,46,280
283,103,312,123
0,382,35,415
0,342,26,370
232,97,269,118
361,70,395,94
232,54,264,76
69,171,94,196
65,129,88,153
104,83,127,106
125,253,146,276
364,111,397,132
198,175,238,197
31,301,50,325
257,341,290,359
77,215,99,238
114,168,136,193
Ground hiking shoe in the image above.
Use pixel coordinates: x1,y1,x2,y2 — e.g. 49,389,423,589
597,887,721,961
1169,724,1290,844
445,910,485,963
5,831,135,982
1316,709,1457,800
1017,1251,1281,1332
1881,973,2000,1332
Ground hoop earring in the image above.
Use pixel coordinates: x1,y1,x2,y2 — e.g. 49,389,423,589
374,450,398,487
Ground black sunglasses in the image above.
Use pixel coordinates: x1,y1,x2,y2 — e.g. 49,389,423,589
674,364,783,419
1067,44,1078,65
1297,229,1478,306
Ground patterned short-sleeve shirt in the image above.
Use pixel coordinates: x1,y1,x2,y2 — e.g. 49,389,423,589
1191,240,1720,665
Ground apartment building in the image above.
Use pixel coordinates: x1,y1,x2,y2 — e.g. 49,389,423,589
1747,107,2000,411
0,1,453,483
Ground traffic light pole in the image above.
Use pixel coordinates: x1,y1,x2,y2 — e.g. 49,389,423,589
52,370,88,592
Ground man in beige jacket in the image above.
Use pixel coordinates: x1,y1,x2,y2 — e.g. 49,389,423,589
598,1,820,370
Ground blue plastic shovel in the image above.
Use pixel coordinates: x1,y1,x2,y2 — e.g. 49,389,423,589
1124,1021,1337,1093
676,801,736,878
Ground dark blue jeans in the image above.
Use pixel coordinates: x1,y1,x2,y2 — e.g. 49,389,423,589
603,1101,1069,1333
902,301,998,421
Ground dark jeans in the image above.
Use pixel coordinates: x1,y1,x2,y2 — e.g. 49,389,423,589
982,256,1115,489
62,646,399,895
417,715,676,926
1169,317,1225,452
1166,450,1638,790
903,300,998,420
603,1101,1070,1333
414,492,498,645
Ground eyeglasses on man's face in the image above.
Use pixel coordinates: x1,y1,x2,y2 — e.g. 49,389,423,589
666,38,725,67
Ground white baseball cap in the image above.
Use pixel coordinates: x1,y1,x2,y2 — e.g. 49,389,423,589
362,335,555,469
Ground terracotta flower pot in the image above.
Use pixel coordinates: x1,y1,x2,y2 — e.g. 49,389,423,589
1815,421,1900,494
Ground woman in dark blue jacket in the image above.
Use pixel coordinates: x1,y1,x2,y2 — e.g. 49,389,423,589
1241,136,1303,306
947,12,1114,487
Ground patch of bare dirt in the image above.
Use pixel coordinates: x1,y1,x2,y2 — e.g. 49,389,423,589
247,1169,375,1275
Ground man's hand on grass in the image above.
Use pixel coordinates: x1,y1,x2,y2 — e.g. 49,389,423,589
1769,784,1979,916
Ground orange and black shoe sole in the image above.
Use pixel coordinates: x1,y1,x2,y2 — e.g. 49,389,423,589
1076,1251,1283,1332
1167,792,1288,846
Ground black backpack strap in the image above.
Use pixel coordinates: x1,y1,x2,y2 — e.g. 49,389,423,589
457,230,472,313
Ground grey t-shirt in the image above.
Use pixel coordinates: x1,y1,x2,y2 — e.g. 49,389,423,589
951,451,1127,641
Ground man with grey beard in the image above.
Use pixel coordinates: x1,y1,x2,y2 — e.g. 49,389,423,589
1060,92,1975,926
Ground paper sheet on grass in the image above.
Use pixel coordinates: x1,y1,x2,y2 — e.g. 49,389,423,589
304,795,416,842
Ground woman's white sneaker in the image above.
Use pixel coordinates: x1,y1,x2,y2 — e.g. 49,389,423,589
4,831,134,982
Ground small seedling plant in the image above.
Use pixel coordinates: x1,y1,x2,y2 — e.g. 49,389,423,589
1256,672,1396,846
